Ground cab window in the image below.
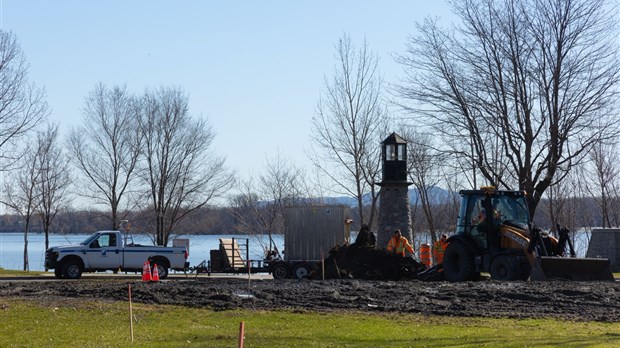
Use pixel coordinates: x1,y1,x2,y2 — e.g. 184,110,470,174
90,234,117,248
465,196,487,249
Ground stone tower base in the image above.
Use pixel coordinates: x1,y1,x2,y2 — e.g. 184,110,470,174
377,183,412,248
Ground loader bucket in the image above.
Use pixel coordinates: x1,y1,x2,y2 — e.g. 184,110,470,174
530,256,615,281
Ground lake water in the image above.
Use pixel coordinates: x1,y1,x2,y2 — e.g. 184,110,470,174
0,232,284,272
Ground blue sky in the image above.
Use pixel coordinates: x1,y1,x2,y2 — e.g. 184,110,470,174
3,1,452,180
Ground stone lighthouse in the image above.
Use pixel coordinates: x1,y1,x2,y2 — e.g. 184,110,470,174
377,132,412,248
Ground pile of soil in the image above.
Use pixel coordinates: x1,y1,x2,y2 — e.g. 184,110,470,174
1,277,619,322
319,229,430,281
321,243,427,280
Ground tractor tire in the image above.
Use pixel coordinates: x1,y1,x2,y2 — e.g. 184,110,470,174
291,263,311,279
443,241,477,282
62,260,83,279
271,263,289,279
490,254,520,281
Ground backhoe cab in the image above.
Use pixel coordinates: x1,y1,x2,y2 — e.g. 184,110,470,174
443,187,614,282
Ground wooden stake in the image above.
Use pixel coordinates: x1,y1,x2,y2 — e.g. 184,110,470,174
321,252,325,281
333,258,341,280
238,321,245,348
128,284,134,343
247,260,251,291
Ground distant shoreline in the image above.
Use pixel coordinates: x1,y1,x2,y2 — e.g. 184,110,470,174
0,231,285,236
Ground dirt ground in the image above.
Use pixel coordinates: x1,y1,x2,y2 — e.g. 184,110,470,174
1,277,619,322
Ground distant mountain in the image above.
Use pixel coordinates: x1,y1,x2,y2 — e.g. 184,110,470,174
409,186,456,205
320,186,454,207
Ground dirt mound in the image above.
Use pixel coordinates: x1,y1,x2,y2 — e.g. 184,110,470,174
321,243,426,280
1,277,619,322
319,229,429,281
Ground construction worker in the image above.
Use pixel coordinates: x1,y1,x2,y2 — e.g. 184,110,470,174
387,229,414,257
433,234,449,265
472,207,486,225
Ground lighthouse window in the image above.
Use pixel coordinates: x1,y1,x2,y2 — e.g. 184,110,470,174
397,144,405,161
386,144,396,160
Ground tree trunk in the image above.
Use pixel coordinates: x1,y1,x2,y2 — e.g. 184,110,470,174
23,221,30,272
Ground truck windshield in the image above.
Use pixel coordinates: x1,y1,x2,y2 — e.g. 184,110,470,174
79,233,99,246
492,195,529,226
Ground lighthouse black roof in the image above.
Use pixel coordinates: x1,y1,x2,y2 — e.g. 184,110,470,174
382,132,407,144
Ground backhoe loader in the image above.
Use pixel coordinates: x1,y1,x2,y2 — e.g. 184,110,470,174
443,187,614,281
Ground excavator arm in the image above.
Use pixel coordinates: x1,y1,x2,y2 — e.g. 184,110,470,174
555,224,576,258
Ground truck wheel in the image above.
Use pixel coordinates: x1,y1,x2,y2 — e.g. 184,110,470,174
62,261,83,279
443,241,476,282
490,255,520,281
292,263,311,279
271,264,288,279
54,268,64,279
151,262,169,279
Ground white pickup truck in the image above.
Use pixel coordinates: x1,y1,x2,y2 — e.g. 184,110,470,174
45,231,189,279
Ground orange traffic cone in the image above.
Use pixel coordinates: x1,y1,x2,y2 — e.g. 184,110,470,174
142,261,152,282
152,264,160,282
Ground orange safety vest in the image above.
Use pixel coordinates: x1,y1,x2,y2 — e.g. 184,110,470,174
387,236,414,257
433,239,449,264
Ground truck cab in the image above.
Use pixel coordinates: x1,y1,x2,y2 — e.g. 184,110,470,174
456,188,530,252
81,231,123,269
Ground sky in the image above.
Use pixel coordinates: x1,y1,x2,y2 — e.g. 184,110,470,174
2,1,453,181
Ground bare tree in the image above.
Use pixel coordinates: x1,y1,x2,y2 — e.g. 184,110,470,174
440,168,464,232
584,142,620,227
139,87,232,246
68,83,141,229
36,124,71,252
546,168,578,232
544,165,592,253
231,153,307,254
0,31,48,169
401,129,444,244
1,124,70,270
230,185,262,235
310,34,388,227
395,0,620,218
1,144,42,271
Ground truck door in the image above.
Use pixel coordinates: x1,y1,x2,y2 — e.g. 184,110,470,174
86,233,122,270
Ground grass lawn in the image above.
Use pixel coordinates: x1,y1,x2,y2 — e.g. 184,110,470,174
0,268,46,277
1,298,620,347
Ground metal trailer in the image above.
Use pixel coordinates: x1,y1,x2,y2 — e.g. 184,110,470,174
274,205,351,279
191,205,351,279
190,237,272,275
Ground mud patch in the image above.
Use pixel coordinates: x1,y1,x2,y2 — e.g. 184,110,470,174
1,278,619,322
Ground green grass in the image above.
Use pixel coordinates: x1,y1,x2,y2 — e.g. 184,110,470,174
0,268,46,276
1,298,620,347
